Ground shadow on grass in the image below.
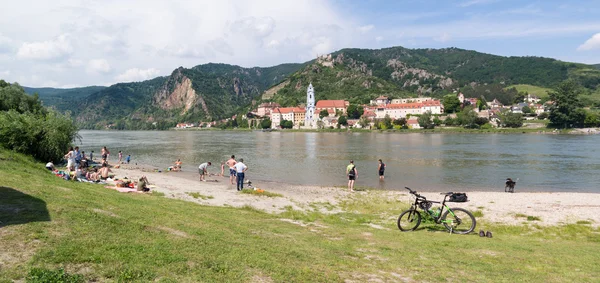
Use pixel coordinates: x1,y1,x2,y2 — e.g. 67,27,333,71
0,186,50,228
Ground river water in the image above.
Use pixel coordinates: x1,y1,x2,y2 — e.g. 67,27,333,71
77,130,600,192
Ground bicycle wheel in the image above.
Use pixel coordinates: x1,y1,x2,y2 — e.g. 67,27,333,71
441,208,476,234
397,209,421,231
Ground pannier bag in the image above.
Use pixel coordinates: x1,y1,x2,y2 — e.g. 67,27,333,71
449,192,468,202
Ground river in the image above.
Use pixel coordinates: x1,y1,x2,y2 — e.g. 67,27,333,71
76,130,600,192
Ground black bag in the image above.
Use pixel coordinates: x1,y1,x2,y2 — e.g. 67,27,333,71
449,193,468,202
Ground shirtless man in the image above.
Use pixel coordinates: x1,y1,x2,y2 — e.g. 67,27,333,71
98,163,112,180
226,155,237,185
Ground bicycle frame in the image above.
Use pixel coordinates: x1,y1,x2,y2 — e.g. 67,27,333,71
409,192,458,225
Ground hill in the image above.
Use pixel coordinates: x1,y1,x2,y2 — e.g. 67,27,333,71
18,46,600,128
267,47,600,106
22,86,106,112
1,149,599,281
72,63,303,129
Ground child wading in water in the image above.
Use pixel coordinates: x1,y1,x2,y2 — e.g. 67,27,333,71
220,162,225,177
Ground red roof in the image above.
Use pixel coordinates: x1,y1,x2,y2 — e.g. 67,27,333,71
363,111,376,117
275,107,304,114
316,100,348,108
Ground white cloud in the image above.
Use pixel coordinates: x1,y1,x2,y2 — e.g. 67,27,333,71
67,58,84,67
17,34,73,60
266,39,280,48
577,33,600,51
434,33,451,42
0,70,10,76
375,36,384,42
86,59,111,74
358,24,374,33
115,68,161,82
230,16,276,38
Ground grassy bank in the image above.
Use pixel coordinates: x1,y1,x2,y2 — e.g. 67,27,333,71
1,149,599,282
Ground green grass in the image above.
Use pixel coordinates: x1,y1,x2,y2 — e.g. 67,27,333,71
507,84,553,99
473,210,484,217
186,192,214,200
1,148,599,282
515,214,541,221
240,188,283,198
577,220,592,225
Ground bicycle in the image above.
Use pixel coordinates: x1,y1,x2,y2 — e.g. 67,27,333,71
397,187,476,234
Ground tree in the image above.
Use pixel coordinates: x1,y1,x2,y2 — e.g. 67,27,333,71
280,120,294,129
382,114,393,129
537,112,549,119
260,118,272,129
338,115,348,127
457,106,478,128
347,104,364,119
443,95,461,113
477,95,488,111
521,105,532,114
584,111,599,127
513,91,526,104
418,111,435,129
499,111,523,128
358,117,370,128
548,80,584,128
319,109,329,119
393,118,407,127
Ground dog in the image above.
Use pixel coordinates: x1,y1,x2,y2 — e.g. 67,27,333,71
505,178,517,193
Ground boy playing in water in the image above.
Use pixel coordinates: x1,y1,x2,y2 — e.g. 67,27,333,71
126,154,131,164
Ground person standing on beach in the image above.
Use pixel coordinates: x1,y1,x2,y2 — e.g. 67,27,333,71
234,158,247,191
378,159,386,180
198,162,211,182
126,154,131,164
73,146,82,170
118,151,123,164
226,155,237,185
220,162,225,177
101,147,110,163
346,160,357,192
90,150,94,161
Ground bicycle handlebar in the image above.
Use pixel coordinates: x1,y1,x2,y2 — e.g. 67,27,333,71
405,187,425,199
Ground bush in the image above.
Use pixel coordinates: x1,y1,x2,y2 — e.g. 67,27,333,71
0,83,79,162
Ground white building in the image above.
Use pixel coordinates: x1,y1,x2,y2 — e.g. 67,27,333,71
305,83,316,128
374,100,443,119
390,97,433,104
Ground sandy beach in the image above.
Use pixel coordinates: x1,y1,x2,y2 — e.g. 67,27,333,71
108,163,600,228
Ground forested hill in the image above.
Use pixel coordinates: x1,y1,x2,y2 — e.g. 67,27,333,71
23,86,106,111
18,46,600,129
267,47,600,107
69,62,303,129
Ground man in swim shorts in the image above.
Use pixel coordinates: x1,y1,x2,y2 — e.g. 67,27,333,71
346,160,358,192
226,155,237,185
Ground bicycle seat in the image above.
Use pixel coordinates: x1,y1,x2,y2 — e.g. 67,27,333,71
441,192,453,196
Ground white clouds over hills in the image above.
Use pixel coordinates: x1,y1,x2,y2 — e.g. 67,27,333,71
578,33,600,51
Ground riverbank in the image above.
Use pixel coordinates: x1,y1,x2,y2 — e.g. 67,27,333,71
2,149,599,282
112,163,600,227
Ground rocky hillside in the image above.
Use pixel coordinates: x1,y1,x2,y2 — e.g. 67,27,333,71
72,63,302,129
267,47,600,106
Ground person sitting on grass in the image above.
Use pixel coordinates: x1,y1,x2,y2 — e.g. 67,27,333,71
45,161,55,171
198,162,211,182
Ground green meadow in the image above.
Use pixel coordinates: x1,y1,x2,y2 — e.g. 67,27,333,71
1,148,599,282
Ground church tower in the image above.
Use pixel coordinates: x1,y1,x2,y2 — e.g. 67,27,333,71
305,83,315,128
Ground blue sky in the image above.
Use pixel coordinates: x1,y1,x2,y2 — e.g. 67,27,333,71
0,0,599,87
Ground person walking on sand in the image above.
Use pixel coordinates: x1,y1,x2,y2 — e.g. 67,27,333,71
198,162,211,181
118,151,123,164
378,159,386,180
226,155,237,185
234,158,247,191
346,160,358,192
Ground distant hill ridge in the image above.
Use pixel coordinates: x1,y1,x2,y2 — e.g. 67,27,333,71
20,46,600,129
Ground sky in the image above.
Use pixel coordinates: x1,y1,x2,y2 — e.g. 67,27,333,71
0,0,599,87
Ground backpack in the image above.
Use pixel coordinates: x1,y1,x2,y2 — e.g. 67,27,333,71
449,193,468,202
348,166,356,176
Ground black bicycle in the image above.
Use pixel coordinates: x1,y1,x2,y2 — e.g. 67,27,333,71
397,187,476,234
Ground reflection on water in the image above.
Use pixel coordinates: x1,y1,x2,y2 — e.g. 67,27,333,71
77,130,600,192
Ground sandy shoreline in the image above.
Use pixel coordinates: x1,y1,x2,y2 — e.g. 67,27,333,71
107,163,600,228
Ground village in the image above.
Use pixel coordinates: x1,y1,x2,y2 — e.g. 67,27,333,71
176,84,548,130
